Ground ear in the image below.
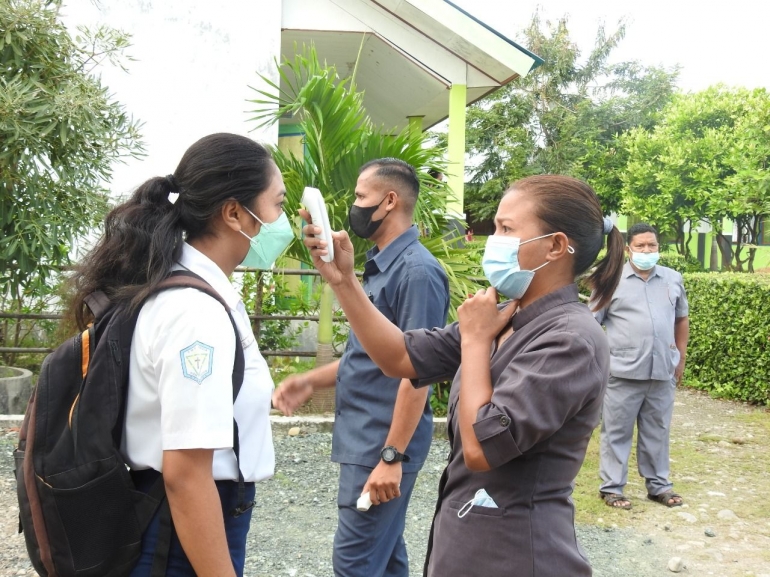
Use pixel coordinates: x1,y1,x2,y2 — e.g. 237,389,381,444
384,190,398,212
546,232,572,261
221,199,245,233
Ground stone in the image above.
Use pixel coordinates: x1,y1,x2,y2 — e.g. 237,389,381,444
664,523,673,532
677,512,697,523
705,527,716,537
707,491,726,496
288,426,301,437
717,509,739,520
667,557,685,572
717,440,731,447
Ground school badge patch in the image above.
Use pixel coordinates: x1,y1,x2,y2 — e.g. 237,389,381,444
180,341,214,384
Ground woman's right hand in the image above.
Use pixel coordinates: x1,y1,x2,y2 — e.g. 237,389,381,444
299,208,355,287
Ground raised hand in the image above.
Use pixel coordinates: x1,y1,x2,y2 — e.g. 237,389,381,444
299,208,355,287
458,288,518,345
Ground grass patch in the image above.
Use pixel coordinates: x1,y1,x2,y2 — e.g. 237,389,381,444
573,396,770,528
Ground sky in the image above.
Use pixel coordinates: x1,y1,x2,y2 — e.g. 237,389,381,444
451,0,769,93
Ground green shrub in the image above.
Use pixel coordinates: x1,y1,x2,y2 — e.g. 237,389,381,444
659,252,703,274
684,272,770,405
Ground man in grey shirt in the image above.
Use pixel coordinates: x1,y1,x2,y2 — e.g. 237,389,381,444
592,223,689,509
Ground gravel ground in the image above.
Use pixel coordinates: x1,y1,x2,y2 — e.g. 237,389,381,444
0,426,670,577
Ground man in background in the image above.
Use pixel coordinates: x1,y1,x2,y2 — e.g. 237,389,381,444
593,223,689,510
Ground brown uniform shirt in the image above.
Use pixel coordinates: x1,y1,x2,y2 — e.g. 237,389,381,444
404,284,609,577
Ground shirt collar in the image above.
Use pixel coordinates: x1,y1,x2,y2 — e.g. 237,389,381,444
365,226,420,273
511,284,580,331
176,242,241,310
623,260,660,279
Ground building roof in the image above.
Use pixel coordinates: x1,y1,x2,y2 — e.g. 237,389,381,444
281,0,543,130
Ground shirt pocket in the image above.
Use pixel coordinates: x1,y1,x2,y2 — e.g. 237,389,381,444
431,501,528,576
448,499,505,518
610,346,638,359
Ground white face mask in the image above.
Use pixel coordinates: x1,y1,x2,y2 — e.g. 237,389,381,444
629,250,659,271
457,488,498,518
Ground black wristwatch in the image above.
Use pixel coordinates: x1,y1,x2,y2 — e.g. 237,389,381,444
380,445,410,464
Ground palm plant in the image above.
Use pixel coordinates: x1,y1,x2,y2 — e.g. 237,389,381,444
249,45,484,313
248,46,484,409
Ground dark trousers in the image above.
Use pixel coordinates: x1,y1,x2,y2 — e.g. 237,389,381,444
333,463,419,577
129,470,255,577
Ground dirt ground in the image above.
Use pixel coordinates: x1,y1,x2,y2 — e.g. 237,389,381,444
571,387,770,576
1,387,769,576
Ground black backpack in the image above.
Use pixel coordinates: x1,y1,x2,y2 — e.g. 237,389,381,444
13,270,248,577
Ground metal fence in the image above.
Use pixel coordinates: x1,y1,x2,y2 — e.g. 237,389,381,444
0,267,349,359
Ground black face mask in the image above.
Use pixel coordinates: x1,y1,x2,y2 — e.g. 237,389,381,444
348,195,390,239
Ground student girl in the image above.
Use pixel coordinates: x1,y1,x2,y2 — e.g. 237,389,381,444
294,175,625,576
70,133,293,576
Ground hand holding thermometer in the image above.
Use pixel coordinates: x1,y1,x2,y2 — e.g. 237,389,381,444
301,186,335,263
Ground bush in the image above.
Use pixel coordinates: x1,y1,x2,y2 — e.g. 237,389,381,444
659,251,703,274
684,272,770,405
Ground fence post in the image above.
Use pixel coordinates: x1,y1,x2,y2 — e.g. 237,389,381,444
309,281,336,413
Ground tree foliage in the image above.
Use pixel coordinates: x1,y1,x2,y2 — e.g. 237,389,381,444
462,13,678,221
621,86,770,271
0,0,143,302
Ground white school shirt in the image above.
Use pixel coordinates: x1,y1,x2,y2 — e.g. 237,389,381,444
122,242,275,482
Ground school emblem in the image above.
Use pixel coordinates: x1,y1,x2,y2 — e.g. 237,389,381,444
180,341,214,384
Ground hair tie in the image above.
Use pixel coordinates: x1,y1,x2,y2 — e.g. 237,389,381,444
165,174,180,204
602,216,613,235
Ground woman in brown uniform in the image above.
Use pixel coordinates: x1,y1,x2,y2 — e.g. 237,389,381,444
299,175,625,576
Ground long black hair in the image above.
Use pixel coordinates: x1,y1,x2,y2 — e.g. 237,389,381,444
70,133,275,329
506,175,625,311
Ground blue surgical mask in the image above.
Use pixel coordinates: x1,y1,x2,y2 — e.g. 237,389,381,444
239,207,295,269
482,233,569,300
458,488,498,518
630,250,659,271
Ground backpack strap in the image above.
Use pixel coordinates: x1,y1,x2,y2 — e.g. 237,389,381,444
83,290,112,319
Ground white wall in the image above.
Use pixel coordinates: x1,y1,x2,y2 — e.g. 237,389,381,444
62,0,281,199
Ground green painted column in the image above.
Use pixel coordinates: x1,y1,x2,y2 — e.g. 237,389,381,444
447,84,467,217
407,115,423,135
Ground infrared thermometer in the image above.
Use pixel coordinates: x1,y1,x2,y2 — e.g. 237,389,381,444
301,186,335,263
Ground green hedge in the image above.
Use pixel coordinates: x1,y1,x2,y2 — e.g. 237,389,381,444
684,272,770,405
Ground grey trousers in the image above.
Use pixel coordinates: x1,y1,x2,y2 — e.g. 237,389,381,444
599,375,676,496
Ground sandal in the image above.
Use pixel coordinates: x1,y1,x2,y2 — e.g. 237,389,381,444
647,490,683,508
599,491,632,510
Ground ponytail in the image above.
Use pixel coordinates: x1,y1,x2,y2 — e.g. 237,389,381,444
71,176,183,329
69,133,275,329
587,225,625,312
